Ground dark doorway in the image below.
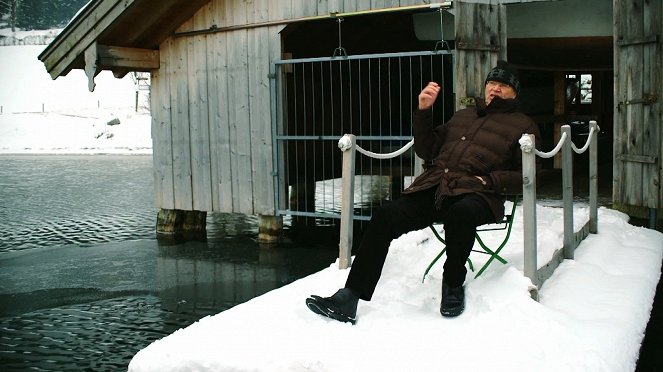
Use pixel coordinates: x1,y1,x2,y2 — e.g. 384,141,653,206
508,37,614,200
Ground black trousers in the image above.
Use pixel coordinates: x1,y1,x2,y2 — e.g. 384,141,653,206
345,187,495,301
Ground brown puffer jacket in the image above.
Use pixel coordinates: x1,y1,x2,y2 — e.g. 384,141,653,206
402,96,541,221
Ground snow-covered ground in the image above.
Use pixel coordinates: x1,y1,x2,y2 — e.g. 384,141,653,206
2,40,662,372
128,205,662,372
0,27,62,46
0,44,151,154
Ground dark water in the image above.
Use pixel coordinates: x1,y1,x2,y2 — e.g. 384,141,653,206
0,155,338,371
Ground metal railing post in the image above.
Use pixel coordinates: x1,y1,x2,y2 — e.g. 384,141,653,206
589,120,598,234
561,125,574,259
338,134,356,269
521,134,538,289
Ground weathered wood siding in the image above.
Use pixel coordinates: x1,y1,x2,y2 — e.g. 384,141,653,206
613,0,662,210
151,0,430,215
454,0,506,109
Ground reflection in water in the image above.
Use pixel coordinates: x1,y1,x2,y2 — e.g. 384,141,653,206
1,296,170,371
0,155,337,371
0,155,158,253
0,235,337,371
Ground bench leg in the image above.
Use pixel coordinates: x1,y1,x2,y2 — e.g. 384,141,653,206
474,234,509,278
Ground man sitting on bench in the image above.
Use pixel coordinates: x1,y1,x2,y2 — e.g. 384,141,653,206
306,60,541,323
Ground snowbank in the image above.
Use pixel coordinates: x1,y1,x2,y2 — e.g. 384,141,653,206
0,28,62,46
0,44,151,154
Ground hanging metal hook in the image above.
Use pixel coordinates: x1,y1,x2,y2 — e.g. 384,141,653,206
332,17,348,57
433,8,450,52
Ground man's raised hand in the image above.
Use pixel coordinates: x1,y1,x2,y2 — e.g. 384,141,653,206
418,82,440,110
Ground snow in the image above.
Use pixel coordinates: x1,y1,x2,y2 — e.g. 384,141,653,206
2,41,662,372
126,205,662,372
0,27,62,46
0,44,151,154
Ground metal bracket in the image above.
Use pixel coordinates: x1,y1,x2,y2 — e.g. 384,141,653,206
433,7,451,52
616,34,659,47
618,94,658,110
332,18,347,57
456,42,500,52
434,40,450,52
616,154,658,164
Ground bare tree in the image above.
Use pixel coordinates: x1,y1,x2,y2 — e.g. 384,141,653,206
0,0,20,32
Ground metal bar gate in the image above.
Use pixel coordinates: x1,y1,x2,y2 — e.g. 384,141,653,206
270,50,454,226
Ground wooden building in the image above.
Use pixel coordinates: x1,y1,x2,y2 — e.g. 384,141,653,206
39,0,663,237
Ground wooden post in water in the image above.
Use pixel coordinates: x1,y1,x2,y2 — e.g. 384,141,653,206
258,215,283,243
156,209,207,241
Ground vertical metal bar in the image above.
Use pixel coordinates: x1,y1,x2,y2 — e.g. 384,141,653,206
283,64,290,214
387,57,393,193
521,134,539,291
348,59,353,135
429,54,434,116
418,55,423,95
356,59,362,214
303,63,310,214
311,63,328,210
363,59,372,215
339,135,356,269
329,60,336,213
411,56,422,180
281,63,291,214
451,50,456,98
312,62,319,214
562,125,574,259
369,58,373,139
441,53,446,121
589,120,598,233
301,63,309,214
395,57,401,193
291,63,299,213
377,58,382,184
358,59,363,136
338,60,344,132
270,62,280,214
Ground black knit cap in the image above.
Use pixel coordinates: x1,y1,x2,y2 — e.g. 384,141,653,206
484,60,521,96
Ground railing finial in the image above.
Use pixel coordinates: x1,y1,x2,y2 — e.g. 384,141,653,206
519,134,534,153
338,134,353,151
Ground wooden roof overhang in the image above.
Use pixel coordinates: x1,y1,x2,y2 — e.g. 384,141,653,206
38,0,209,91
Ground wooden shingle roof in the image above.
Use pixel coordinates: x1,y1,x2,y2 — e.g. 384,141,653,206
38,0,209,85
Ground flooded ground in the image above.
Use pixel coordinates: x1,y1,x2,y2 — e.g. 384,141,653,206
0,155,338,371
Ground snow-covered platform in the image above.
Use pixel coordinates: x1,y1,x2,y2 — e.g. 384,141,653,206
128,206,662,372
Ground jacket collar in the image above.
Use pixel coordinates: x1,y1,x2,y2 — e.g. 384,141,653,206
474,96,521,116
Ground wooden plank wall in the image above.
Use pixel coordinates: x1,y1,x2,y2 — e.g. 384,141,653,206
645,0,662,208
453,0,506,109
613,0,662,210
151,40,175,209
151,0,437,215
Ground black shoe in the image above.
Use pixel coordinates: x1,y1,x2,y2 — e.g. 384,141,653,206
440,281,465,317
306,288,359,324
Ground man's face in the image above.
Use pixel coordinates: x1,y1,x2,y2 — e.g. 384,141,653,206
484,80,517,105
